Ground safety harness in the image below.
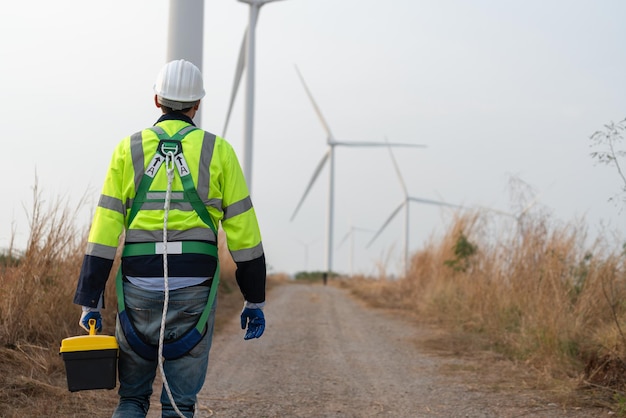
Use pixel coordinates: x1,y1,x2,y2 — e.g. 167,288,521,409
116,125,220,360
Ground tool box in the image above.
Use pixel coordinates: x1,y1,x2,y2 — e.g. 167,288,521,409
59,319,119,392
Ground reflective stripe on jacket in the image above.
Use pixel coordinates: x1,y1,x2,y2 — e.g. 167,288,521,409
74,113,265,308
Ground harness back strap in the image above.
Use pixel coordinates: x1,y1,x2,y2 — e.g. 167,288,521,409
118,125,220,360
116,266,220,360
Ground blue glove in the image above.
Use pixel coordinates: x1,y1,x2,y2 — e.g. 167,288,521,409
240,307,265,340
79,310,102,333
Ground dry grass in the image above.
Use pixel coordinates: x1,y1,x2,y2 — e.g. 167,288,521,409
0,186,279,417
341,207,626,411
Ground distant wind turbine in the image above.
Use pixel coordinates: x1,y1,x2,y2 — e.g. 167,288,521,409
367,140,464,276
337,224,374,277
222,0,286,195
510,193,542,238
296,237,320,271
474,186,545,236
290,67,427,277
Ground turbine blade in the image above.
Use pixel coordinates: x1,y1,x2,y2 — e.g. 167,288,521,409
332,140,427,148
290,149,331,221
478,206,516,218
408,197,464,209
294,65,334,140
385,136,408,197
337,230,351,250
223,28,247,137
519,193,540,218
366,202,405,248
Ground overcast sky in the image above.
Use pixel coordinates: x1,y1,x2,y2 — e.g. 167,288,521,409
1,0,625,276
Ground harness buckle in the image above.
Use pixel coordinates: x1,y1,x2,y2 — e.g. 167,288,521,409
159,140,181,156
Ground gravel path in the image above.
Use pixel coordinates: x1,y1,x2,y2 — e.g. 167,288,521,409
153,283,608,417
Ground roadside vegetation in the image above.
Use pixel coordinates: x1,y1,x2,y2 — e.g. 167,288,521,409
341,206,625,408
0,186,286,417
339,118,626,412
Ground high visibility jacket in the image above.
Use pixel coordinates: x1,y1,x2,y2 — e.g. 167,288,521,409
74,113,266,308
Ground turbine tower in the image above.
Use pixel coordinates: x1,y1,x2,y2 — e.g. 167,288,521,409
290,66,427,278
222,0,286,195
296,237,319,271
166,0,204,126
367,142,464,276
337,223,373,277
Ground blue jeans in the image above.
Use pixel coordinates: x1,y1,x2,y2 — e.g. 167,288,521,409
112,281,216,418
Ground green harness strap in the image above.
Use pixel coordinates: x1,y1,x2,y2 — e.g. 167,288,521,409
117,125,220,359
127,125,215,228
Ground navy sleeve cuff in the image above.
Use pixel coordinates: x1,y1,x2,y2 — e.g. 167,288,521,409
235,254,266,303
73,255,114,308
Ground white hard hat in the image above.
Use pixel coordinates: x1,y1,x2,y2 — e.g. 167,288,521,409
154,59,205,110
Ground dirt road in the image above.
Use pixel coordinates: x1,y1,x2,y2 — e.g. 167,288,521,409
155,283,607,417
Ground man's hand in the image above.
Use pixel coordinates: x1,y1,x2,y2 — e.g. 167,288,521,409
240,307,265,340
79,309,102,333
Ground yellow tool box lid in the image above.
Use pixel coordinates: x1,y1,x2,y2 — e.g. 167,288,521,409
60,334,118,353
59,318,118,353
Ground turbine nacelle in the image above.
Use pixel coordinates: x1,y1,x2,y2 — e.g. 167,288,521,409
238,0,285,5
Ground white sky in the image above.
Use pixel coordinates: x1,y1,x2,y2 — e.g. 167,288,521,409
1,0,625,276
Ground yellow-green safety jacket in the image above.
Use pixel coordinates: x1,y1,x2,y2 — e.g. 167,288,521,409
73,113,266,308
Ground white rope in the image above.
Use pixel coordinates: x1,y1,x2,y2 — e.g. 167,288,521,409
159,151,186,418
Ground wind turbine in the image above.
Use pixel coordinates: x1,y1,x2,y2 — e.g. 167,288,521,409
475,181,546,238
290,66,427,278
222,0,286,195
166,0,204,125
367,141,464,276
296,237,320,271
337,224,373,276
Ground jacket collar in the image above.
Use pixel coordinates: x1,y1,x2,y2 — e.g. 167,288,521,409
155,112,196,126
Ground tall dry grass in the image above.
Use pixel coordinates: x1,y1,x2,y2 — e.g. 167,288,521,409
347,206,626,396
0,185,248,417
0,184,109,417
1,184,93,346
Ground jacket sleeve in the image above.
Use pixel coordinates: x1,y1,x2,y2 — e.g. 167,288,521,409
74,139,129,307
217,138,266,303
235,254,266,304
